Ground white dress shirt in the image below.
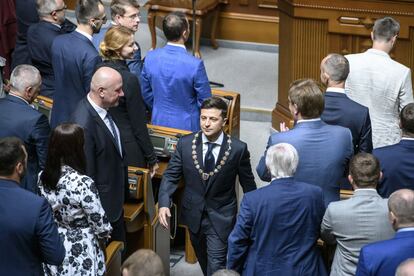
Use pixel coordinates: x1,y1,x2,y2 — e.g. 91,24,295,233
87,94,122,154
202,131,224,165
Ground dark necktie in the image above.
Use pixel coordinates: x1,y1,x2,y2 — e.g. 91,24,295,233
204,142,216,173
106,113,121,154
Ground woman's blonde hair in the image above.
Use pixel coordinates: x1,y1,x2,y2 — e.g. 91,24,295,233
99,25,134,60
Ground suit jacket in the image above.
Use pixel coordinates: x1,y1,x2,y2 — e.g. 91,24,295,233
227,178,327,276
51,31,101,128
92,23,143,76
99,60,157,167
158,132,256,241
11,0,38,69
141,44,212,131
345,49,414,148
321,91,372,154
356,230,414,276
321,189,394,276
27,19,76,97
0,95,50,192
373,139,414,198
0,179,65,275
70,98,128,222
256,120,353,206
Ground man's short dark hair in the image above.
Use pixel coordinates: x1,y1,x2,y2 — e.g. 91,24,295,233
400,103,414,135
76,0,103,24
121,249,164,276
162,11,188,42
389,189,414,226
110,0,139,20
323,54,349,83
288,79,324,119
372,17,400,42
0,137,26,176
201,97,228,119
349,153,380,188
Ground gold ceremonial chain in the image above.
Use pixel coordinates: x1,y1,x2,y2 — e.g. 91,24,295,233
192,132,232,181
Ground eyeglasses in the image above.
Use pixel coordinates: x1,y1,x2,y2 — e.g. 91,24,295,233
121,13,140,20
95,15,108,23
52,4,67,14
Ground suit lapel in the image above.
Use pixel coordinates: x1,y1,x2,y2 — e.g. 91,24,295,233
84,99,122,158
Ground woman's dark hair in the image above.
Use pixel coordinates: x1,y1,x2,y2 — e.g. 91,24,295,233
41,123,87,190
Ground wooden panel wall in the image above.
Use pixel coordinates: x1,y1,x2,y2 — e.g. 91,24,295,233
273,0,414,129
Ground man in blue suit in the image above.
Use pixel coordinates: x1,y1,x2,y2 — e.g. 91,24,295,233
93,0,143,75
228,143,327,276
50,0,105,128
320,53,373,154
257,79,353,206
0,65,50,193
27,0,76,97
0,137,65,275
374,103,414,198
356,189,414,276
141,11,212,132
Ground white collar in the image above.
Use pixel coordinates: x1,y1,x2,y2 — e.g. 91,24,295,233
326,87,345,94
75,28,93,42
9,93,30,105
401,137,414,141
397,227,414,233
354,188,377,192
87,94,107,120
367,48,390,58
167,42,186,50
52,22,61,28
202,131,224,146
297,118,321,124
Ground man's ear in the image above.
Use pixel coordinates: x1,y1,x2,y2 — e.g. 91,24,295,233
16,161,24,176
370,31,374,41
114,14,121,24
222,117,228,127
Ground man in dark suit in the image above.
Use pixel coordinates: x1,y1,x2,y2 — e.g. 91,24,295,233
141,11,212,131
11,0,38,69
374,103,414,198
257,79,353,206
0,65,50,192
70,66,127,243
27,0,76,97
93,0,143,75
51,0,105,128
158,97,256,276
320,53,373,154
228,143,327,276
356,189,414,276
0,137,65,275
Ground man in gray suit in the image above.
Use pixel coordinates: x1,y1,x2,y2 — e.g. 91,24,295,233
345,17,413,148
321,153,394,276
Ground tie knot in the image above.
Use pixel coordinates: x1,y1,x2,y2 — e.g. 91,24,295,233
207,142,216,151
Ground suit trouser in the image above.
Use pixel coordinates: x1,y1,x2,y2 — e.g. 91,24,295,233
189,212,227,276
109,211,127,260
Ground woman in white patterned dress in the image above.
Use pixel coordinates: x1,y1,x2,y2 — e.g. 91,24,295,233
38,123,112,276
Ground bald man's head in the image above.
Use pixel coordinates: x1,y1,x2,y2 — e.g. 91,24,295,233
389,189,414,230
89,67,124,109
396,258,414,276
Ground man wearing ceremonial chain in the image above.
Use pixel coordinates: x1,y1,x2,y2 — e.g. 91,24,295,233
158,97,256,276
